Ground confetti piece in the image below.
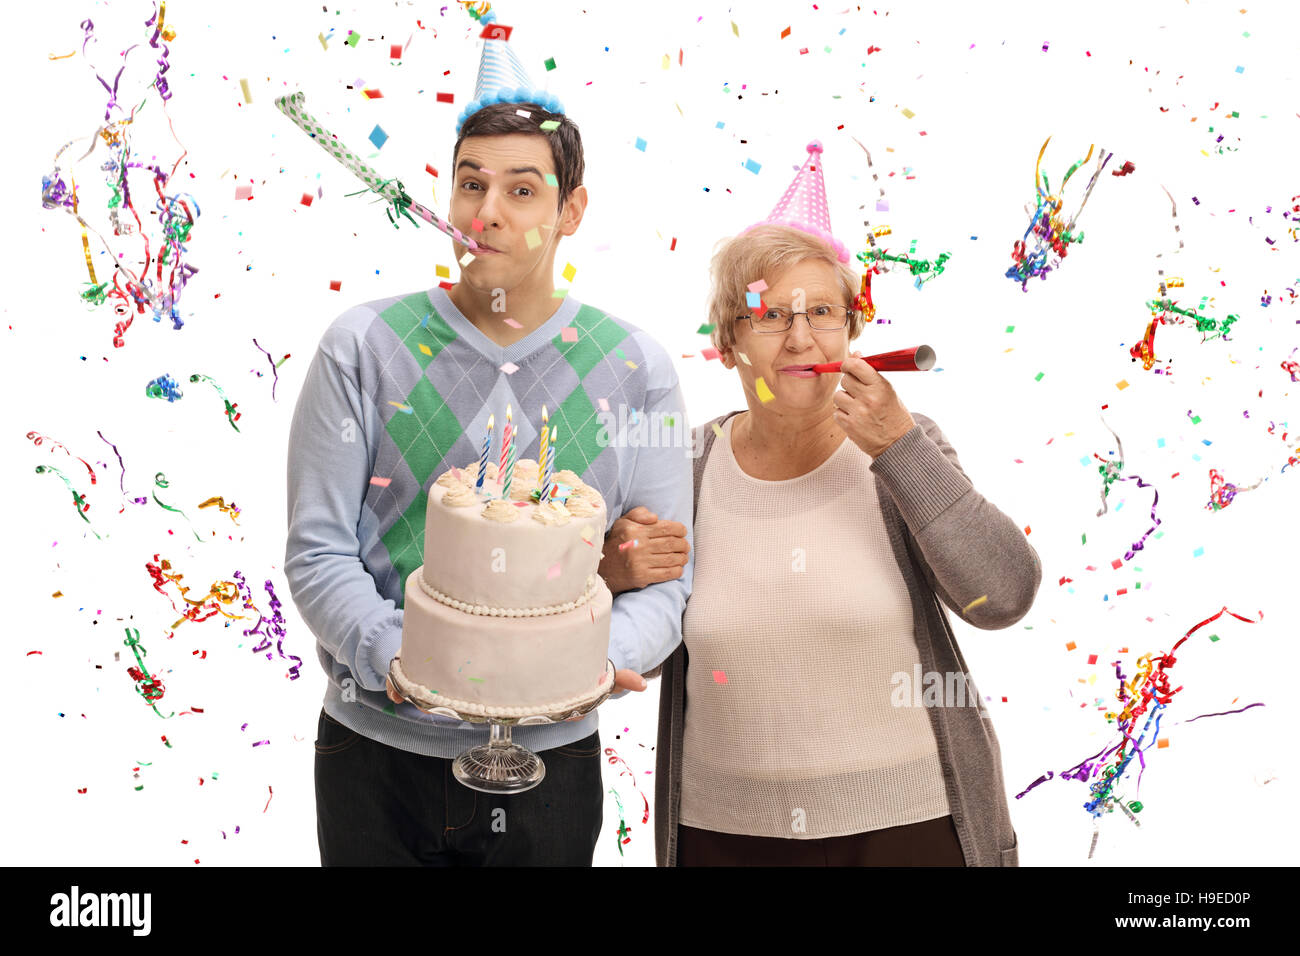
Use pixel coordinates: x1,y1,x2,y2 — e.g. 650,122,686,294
1116,380,1129,390
500,362,519,374
370,477,392,488
503,318,523,329
544,173,558,187
436,264,450,278
713,670,728,684
744,158,762,174
368,125,389,150
747,279,769,293
547,562,562,579
471,217,484,231
239,78,252,103
234,184,253,201
362,88,383,100
737,352,751,366
635,137,647,152
618,539,639,552
539,120,560,131
696,324,715,335
436,92,454,103
701,347,720,361
562,262,577,282
962,595,988,614
1066,641,1077,651
560,326,578,343
544,57,557,71
598,398,610,412
746,291,762,308
755,377,775,403
524,228,542,249
901,108,915,119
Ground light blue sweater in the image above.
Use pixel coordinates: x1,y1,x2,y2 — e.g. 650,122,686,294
285,286,693,757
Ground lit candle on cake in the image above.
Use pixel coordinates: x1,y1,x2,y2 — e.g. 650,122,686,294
498,404,512,486
503,433,517,498
536,405,549,495
542,425,557,499
476,414,493,491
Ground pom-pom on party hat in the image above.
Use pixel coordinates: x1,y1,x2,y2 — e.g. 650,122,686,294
456,5,564,134
743,140,850,263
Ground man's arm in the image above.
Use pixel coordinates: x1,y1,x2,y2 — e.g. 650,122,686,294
284,339,402,693
605,381,694,684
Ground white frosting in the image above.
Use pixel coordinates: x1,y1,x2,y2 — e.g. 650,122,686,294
532,501,571,526
400,568,612,711
435,470,467,490
566,495,597,517
481,498,521,522
442,485,478,508
422,469,607,610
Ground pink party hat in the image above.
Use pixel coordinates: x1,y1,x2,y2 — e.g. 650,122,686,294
743,140,850,263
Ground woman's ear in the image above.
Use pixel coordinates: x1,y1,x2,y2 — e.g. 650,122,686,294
718,345,737,370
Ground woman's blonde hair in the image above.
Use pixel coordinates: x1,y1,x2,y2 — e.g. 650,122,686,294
707,224,864,352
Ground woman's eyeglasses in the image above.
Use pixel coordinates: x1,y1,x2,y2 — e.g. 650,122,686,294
734,305,854,333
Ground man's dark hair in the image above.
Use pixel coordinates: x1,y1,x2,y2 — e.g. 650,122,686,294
453,102,584,212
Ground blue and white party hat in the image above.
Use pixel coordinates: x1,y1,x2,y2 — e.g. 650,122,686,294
456,7,564,134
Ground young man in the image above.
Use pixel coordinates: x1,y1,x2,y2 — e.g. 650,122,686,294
285,32,692,865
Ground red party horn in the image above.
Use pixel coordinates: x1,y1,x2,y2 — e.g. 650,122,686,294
811,345,936,374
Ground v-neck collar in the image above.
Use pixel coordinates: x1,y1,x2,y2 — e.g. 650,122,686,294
426,286,582,363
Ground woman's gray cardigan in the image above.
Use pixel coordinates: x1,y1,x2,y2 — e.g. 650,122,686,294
648,410,1042,866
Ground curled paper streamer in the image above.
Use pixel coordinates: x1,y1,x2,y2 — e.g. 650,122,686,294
189,374,240,431
145,373,183,401
250,338,287,401
1007,138,1113,290
233,572,302,680
1016,607,1262,839
35,464,101,539
152,473,202,541
124,627,173,719
26,430,97,485
46,5,197,347
198,496,241,525
274,92,478,249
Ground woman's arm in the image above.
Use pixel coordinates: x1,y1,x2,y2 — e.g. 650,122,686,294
870,413,1042,629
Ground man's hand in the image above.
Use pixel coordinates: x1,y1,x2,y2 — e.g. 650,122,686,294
599,506,690,596
386,676,404,706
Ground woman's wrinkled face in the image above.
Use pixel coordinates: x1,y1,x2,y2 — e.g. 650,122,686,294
724,258,851,413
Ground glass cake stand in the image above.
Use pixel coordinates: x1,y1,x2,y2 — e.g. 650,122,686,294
388,655,617,794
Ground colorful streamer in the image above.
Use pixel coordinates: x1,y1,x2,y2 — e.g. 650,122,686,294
44,3,198,348
123,627,173,719
1006,138,1114,290
1016,607,1263,853
189,374,241,431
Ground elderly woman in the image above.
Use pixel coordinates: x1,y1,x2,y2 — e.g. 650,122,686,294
606,144,1041,866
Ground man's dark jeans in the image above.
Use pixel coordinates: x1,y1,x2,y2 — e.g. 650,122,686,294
314,708,603,865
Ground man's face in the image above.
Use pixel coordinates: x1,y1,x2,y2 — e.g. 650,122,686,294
449,133,567,294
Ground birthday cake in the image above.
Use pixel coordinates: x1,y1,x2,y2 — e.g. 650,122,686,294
391,457,615,719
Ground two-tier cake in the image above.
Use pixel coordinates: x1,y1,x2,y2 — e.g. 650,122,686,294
391,458,615,719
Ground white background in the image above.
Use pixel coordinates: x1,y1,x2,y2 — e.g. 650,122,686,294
3,0,1296,867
